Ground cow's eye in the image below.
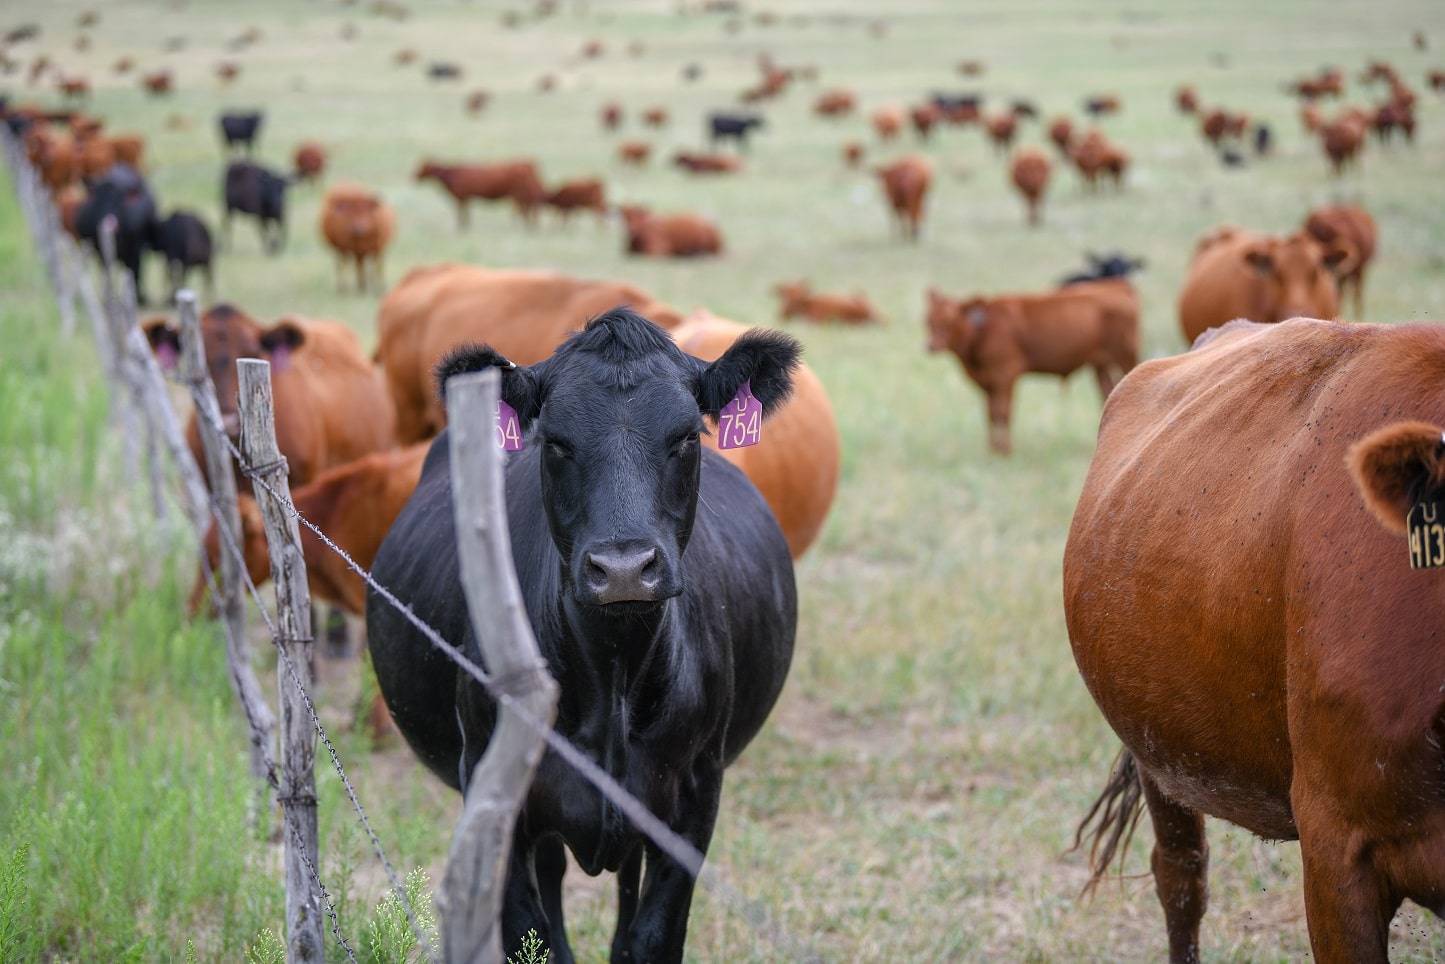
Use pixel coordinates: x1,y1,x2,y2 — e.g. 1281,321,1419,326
670,433,699,458
545,438,572,460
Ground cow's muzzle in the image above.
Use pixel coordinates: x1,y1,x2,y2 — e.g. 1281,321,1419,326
581,545,670,605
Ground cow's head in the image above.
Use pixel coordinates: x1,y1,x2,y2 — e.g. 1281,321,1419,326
145,304,304,437
924,289,988,354
437,306,801,610
1241,232,1356,321
1348,421,1445,535
413,161,440,181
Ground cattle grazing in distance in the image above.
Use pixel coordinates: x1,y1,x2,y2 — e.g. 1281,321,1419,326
1057,251,1146,286
1302,203,1377,316
984,111,1019,152
1177,226,1356,344
1318,111,1368,174
926,280,1140,454
873,153,933,241
616,139,651,165
1009,147,1051,226
541,177,607,222
619,204,723,257
222,159,288,253
671,149,743,174
774,280,881,326
708,110,766,150
292,141,327,183
149,209,214,303
1047,115,1074,155
909,102,942,140
141,69,173,95
218,109,263,155
366,307,801,963
1174,84,1199,114
1069,129,1128,190
372,263,684,444
930,91,983,124
599,101,622,131
425,61,462,81
1082,93,1120,116
74,162,158,305
841,141,865,168
1066,317,1445,964
413,158,544,228
640,105,669,127
319,182,396,293
463,89,489,116
871,105,904,141
813,88,857,117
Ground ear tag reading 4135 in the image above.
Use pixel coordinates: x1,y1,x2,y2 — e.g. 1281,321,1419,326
718,380,762,449
494,398,523,451
1406,500,1445,569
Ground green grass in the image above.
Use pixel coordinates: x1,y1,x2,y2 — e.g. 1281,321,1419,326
3,0,1445,960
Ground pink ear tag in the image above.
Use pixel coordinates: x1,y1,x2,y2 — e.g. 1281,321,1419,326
717,380,762,449
494,398,523,451
269,343,293,372
154,342,178,370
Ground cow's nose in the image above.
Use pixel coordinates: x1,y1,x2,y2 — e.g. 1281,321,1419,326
583,547,662,604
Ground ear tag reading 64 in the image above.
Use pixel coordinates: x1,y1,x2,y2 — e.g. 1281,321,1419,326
718,380,762,449
1406,500,1445,569
494,398,523,451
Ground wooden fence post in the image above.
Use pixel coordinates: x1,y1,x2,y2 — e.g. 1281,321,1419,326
439,369,559,964
178,296,276,781
237,357,323,964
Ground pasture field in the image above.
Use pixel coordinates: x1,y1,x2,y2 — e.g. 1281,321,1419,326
3,0,1445,959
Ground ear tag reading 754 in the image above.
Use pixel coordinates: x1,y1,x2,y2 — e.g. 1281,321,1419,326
1406,500,1445,569
718,380,762,449
494,399,523,451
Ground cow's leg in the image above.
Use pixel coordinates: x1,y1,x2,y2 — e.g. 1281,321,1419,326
986,385,1013,455
1093,364,1115,400
500,835,575,964
609,845,642,962
456,200,469,230
1293,787,1393,963
1139,772,1208,964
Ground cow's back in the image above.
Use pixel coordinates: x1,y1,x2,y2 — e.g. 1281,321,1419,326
280,317,396,475
1004,284,1138,376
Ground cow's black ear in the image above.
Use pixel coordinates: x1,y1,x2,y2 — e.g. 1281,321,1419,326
435,342,544,427
695,328,801,417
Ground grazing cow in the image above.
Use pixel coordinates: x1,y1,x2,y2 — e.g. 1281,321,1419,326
144,304,396,488
983,111,1018,152
708,111,765,150
463,90,490,116
414,159,544,227
149,209,214,303
909,102,942,140
1319,113,1367,174
599,101,622,131
74,162,158,305
1066,317,1445,964
319,182,396,293
215,60,240,84
542,178,607,222
640,106,668,127
841,141,864,168
1070,129,1127,190
1302,204,1377,316
218,110,263,155
1057,251,1146,286
774,280,880,326
292,141,326,182
372,264,685,444
873,154,933,241
925,280,1140,454
1047,115,1074,155
671,150,742,174
367,307,800,964
1174,84,1199,114
619,205,723,258
813,89,856,117
616,140,651,165
1009,147,1051,226
871,105,904,141
426,61,462,81
140,69,173,95
1177,226,1355,344
223,159,288,253
931,92,983,124
1083,94,1120,116
57,74,90,102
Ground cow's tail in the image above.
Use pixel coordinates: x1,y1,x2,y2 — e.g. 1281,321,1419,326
1068,746,1145,898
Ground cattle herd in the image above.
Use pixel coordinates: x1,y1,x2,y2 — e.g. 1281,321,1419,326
4,3,1445,961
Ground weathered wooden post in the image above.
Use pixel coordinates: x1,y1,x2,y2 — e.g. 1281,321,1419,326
237,357,323,964
439,369,559,964
178,294,275,781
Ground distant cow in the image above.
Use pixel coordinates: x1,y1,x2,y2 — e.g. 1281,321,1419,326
414,158,544,228
984,111,1018,152
619,205,723,258
813,89,857,117
1302,203,1377,316
1319,113,1367,174
926,280,1140,454
218,110,263,155
1047,115,1074,155
708,111,765,150
672,150,742,174
616,140,651,165
1067,317,1445,964
367,307,800,963
1177,226,1355,344
774,280,880,326
292,141,326,183
871,105,904,140
222,159,288,253
1070,129,1128,190
873,154,933,241
541,177,607,222
74,162,158,305
319,183,395,293
148,209,214,303
1009,147,1051,226
1058,251,1146,286
141,69,172,95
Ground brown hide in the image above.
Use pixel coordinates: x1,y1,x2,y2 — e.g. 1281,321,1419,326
774,281,879,325
1177,227,1352,344
1302,204,1377,316
319,182,396,293
1009,148,1051,226
373,264,684,444
874,154,933,241
926,280,1140,454
1065,318,1445,963
542,178,607,219
414,159,544,226
618,206,722,257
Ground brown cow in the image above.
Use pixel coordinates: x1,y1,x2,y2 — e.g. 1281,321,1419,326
1302,204,1378,316
616,140,651,165
871,105,904,141
1067,317,1445,964
1177,226,1356,344
874,154,933,242
414,158,544,227
1070,129,1127,190
841,141,864,168
1174,84,1199,114
373,264,685,444
145,305,396,488
814,89,857,117
1319,112,1367,174
1047,115,1074,155
600,101,622,131
672,150,743,174
640,106,669,127
1009,147,1051,226
542,177,607,222
926,279,1140,454
319,182,396,293
909,103,942,140
293,141,327,182
983,111,1018,152
141,69,173,95
774,280,880,325
669,311,841,559
618,205,723,258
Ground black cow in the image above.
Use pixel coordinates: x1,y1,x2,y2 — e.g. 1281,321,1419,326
1253,122,1273,156
74,162,158,305
218,110,263,155
1057,251,1146,286
366,307,801,964
222,160,287,253
149,209,214,303
707,110,765,150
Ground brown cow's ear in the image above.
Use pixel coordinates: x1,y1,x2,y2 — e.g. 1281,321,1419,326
1244,248,1274,276
1322,239,1360,280
144,317,181,369
1347,421,1445,534
259,320,306,371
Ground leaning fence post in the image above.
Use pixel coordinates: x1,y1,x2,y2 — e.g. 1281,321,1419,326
439,369,559,964
237,357,324,964
179,297,276,782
